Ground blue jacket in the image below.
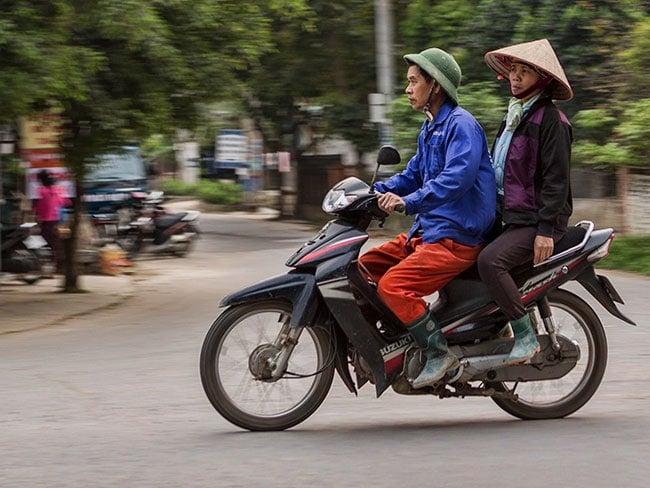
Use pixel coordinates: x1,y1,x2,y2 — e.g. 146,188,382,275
375,101,496,246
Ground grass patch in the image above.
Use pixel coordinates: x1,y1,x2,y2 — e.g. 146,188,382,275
161,178,243,205
597,235,650,276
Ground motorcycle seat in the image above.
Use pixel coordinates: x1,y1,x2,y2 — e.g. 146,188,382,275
436,223,591,322
155,213,186,229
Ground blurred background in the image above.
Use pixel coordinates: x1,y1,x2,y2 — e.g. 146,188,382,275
1,0,649,235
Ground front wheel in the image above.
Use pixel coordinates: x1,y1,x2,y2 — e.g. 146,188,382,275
488,289,608,420
2,246,45,284
200,300,335,431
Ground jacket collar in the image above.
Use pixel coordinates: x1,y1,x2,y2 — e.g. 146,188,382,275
423,100,455,130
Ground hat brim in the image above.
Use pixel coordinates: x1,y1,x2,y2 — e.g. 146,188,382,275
404,53,459,105
484,39,573,101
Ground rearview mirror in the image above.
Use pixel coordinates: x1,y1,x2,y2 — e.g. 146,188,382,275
376,145,401,166
370,145,401,191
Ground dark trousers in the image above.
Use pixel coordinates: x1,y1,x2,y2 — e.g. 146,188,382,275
40,221,63,272
477,225,564,320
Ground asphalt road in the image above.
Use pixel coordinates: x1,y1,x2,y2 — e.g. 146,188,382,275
1,212,649,488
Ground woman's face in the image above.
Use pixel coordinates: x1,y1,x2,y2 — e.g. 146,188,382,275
508,61,542,100
405,65,435,112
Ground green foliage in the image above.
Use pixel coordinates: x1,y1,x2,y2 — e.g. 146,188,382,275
140,134,174,165
572,98,650,168
458,82,504,141
245,0,375,152
571,141,630,168
160,178,243,206
386,97,423,162
572,109,619,142
614,99,650,165
160,179,196,196
196,180,243,205
598,235,650,276
618,17,650,99
387,81,503,162
1,0,312,152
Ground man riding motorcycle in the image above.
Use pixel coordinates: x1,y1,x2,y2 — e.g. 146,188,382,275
358,47,496,389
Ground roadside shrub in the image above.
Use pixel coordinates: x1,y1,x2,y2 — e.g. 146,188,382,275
160,178,243,205
196,180,243,205
598,235,650,276
161,178,195,195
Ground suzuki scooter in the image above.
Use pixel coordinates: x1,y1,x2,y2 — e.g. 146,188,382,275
200,145,635,431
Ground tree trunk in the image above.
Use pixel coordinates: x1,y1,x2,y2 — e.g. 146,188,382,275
62,176,83,292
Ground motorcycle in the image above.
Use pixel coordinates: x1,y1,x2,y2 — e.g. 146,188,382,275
114,191,200,259
1,222,51,284
199,145,636,431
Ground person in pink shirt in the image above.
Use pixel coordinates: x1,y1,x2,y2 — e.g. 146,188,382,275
34,170,70,273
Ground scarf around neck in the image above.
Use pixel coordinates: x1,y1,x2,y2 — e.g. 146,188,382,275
493,93,543,195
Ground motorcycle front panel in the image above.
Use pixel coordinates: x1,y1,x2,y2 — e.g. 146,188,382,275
285,220,368,269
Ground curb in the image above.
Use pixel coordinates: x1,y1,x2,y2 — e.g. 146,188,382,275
0,272,136,335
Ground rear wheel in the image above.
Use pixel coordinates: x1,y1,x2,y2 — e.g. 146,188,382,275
115,230,141,259
200,300,335,431
488,289,607,420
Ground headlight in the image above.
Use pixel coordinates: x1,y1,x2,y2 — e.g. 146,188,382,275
322,188,359,214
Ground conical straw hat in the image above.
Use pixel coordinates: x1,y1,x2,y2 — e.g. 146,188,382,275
484,39,573,101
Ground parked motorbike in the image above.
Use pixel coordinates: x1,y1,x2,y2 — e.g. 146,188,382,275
114,191,200,259
199,145,636,431
1,222,51,284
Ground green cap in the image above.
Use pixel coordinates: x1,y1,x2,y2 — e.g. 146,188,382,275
404,48,461,104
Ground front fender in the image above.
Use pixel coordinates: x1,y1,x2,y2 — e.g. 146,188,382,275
219,272,320,328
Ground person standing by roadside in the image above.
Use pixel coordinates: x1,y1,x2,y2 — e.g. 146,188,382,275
359,47,496,389
477,39,574,365
34,170,70,274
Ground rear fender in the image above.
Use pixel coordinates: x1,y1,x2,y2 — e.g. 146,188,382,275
576,267,636,325
219,272,320,328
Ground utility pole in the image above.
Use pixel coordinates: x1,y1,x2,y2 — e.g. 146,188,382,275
371,0,395,145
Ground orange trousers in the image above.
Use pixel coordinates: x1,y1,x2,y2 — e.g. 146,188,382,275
358,233,482,324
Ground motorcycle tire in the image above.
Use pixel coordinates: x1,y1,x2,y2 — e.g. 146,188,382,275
2,246,45,285
115,231,142,260
171,237,194,258
488,289,608,420
200,300,335,431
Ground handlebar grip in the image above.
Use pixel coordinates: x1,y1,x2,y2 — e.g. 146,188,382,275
394,204,405,213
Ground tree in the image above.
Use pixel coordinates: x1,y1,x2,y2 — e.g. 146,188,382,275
0,0,311,291
245,0,380,156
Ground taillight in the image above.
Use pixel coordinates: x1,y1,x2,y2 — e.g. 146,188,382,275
587,234,614,262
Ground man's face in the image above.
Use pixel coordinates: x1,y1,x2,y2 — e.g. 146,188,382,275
508,61,542,99
405,65,435,112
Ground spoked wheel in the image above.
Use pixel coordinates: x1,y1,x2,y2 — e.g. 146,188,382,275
488,289,608,420
200,300,335,431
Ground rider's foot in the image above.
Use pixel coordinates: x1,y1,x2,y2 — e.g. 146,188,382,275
411,351,459,389
505,314,540,365
406,311,458,389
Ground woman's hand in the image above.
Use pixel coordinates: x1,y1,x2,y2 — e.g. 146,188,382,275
376,192,405,214
533,235,554,265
